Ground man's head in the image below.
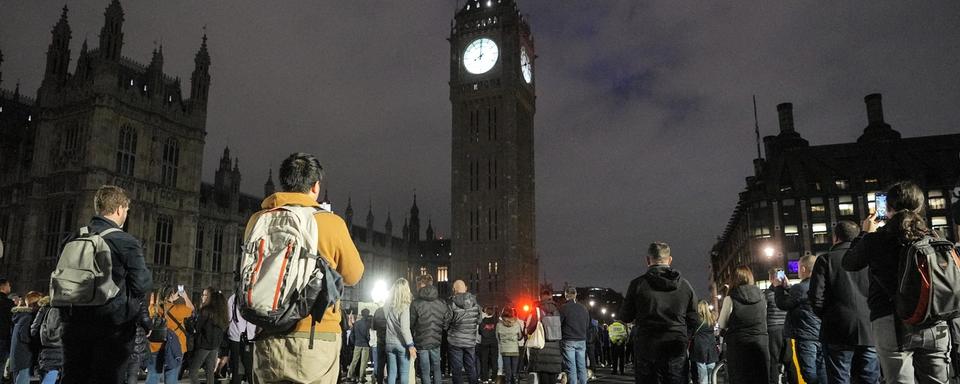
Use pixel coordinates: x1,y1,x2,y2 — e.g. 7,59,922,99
278,152,325,200
417,274,434,289
646,242,672,267
484,306,495,316
767,267,780,283
0,278,10,295
361,308,370,317
564,287,577,302
833,220,860,244
799,255,818,280
94,185,131,228
164,285,184,304
452,280,467,294
540,289,553,301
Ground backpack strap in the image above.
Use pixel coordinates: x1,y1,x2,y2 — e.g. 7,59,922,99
99,228,121,237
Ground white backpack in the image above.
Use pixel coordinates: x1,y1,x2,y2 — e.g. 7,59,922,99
235,206,343,341
49,227,121,307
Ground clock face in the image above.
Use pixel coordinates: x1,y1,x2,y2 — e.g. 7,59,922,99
520,47,532,84
463,38,499,75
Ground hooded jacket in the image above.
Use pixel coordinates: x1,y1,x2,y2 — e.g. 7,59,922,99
724,285,767,339
496,317,523,356
446,292,481,348
410,284,450,349
30,297,63,371
60,216,153,325
244,192,364,336
775,279,821,341
618,265,698,358
10,306,37,371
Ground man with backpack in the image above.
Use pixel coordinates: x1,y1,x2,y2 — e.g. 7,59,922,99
58,185,153,384
843,181,954,383
618,242,698,384
807,220,879,384
242,152,364,384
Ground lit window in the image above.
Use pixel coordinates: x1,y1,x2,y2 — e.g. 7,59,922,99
27,115,32,122
932,217,948,226
420,266,428,276
130,79,134,86
161,138,180,187
153,216,174,266
784,225,799,235
437,266,449,282
812,223,829,244
837,195,854,216
143,85,148,92
929,190,946,210
116,126,137,177
932,216,951,240
835,179,850,190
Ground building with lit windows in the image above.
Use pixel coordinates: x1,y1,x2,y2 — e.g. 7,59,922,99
709,93,960,305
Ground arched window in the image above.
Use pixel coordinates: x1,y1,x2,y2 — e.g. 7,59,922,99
153,215,174,266
161,138,180,187
115,126,137,177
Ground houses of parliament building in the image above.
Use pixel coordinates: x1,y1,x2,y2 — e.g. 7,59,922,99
0,0,450,306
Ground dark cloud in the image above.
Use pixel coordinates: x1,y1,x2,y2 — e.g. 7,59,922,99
3,1,959,297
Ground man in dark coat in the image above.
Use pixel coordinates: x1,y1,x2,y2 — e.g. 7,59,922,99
526,290,563,384
619,242,698,384
60,185,153,384
347,309,372,383
410,274,450,384
446,280,482,384
807,220,879,384
764,271,788,384
775,254,824,384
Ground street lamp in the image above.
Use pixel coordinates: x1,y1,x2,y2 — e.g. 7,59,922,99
589,300,595,307
371,280,389,304
601,308,607,315
611,313,616,319
764,246,776,258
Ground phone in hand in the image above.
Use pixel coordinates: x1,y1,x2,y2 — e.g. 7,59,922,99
875,193,888,221
177,285,184,294
776,269,786,281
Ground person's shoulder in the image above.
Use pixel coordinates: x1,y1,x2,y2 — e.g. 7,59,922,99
314,211,348,229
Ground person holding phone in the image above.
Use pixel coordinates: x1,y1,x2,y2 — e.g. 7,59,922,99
146,285,195,384
773,255,824,384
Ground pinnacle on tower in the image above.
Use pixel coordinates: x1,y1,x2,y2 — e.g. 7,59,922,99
191,32,212,104
99,0,125,60
44,5,72,85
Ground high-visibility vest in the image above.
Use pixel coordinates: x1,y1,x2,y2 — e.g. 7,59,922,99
608,321,628,345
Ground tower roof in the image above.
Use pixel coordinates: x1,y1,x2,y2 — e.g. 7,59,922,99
105,0,124,19
53,5,71,37
410,193,419,216
194,33,210,66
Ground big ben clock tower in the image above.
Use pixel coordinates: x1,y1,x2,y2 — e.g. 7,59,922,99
450,0,537,306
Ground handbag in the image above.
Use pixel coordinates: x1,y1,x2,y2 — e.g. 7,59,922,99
527,309,546,350
148,315,168,343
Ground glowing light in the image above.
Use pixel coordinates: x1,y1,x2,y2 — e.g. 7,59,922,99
764,246,776,258
589,300,595,307
371,280,389,304
601,308,607,315
611,313,616,318
708,305,715,311
522,304,530,313
717,295,722,300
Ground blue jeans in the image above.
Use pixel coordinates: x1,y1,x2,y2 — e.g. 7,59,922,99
824,344,880,384
561,340,587,384
41,369,60,384
786,339,825,384
448,345,479,384
386,345,410,384
13,368,30,384
502,355,519,384
417,348,442,384
695,363,715,384
145,350,180,384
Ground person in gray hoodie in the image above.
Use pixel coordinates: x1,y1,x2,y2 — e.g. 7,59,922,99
385,278,416,384
410,274,450,384
446,280,481,384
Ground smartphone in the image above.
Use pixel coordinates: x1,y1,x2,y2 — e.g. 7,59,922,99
875,193,888,221
177,284,184,293
776,269,786,281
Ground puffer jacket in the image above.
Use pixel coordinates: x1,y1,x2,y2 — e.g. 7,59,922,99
30,298,63,371
446,292,481,348
764,289,787,329
410,285,450,349
774,279,820,341
496,317,523,356
10,306,37,371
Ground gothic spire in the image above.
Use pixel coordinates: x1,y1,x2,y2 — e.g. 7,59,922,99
99,0,124,60
44,5,72,85
263,168,275,197
191,31,211,105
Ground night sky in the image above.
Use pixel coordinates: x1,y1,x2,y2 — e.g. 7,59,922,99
3,1,959,298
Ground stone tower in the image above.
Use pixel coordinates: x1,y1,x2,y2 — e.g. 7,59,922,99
449,0,537,305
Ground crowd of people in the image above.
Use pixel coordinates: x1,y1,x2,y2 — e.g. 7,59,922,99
0,149,957,384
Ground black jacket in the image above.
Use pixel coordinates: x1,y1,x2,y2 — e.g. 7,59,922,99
725,285,767,339
809,242,874,346
410,285,450,349
447,292,482,348
0,293,14,341
479,316,498,346
618,265,698,358
373,307,387,347
689,321,719,364
195,310,226,351
353,316,371,347
526,300,563,374
764,289,787,329
30,300,63,371
60,216,153,325
842,228,902,320
10,307,36,371
775,279,820,341
560,301,591,341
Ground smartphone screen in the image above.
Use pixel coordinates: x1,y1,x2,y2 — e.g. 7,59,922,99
776,270,786,281
875,193,888,220
177,284,184,293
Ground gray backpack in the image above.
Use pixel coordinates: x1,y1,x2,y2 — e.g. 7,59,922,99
235,206,343,342
50,227,121,307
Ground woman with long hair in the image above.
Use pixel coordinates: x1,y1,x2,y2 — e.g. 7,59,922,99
717,266,769,384
843,180,949,383
690,300,719,384
384,278,416,384
189,287,229,384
